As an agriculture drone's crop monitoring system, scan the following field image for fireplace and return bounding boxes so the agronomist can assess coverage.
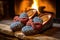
[13,0,56,25]
[14,0,56,18]
[0,0,60,40]
[0,0,56,20]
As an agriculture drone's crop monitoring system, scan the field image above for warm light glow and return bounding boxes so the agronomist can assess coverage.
[41,14,51,25]
[31,0,38,11]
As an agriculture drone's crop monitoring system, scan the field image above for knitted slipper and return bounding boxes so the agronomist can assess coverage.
[13,12,29,24]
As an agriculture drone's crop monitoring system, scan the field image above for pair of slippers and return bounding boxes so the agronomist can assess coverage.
[10,12,43,35]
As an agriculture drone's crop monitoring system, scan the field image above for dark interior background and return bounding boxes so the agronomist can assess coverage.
[0,0,15,19]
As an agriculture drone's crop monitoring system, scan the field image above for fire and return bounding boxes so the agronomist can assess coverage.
[31,0,38,11]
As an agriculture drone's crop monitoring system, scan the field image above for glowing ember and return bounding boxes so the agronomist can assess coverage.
[31,0,38,11]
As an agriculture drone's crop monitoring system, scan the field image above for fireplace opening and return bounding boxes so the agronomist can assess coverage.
[14,0,56,18]
[0,0,56,20]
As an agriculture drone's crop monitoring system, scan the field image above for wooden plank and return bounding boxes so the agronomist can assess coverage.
[0,20,60,40]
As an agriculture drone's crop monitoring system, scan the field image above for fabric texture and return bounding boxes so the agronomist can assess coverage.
[19,12,28,18]
[10,21,24,32]
[33,16,43,24]
[22,26,37,35]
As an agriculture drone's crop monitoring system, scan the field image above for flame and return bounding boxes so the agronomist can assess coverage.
[31,0,38,11]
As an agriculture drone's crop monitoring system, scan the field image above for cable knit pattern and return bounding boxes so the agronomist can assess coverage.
[33,17,43,24]
[19,12,29,24]
[10,21,24,32]
[22,26,36,35]
[19,12,28,18]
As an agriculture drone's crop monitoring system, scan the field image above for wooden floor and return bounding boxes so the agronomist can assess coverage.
[0,20,60,40]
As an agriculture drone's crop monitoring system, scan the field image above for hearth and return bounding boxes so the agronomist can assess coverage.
[0,0,56,20]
